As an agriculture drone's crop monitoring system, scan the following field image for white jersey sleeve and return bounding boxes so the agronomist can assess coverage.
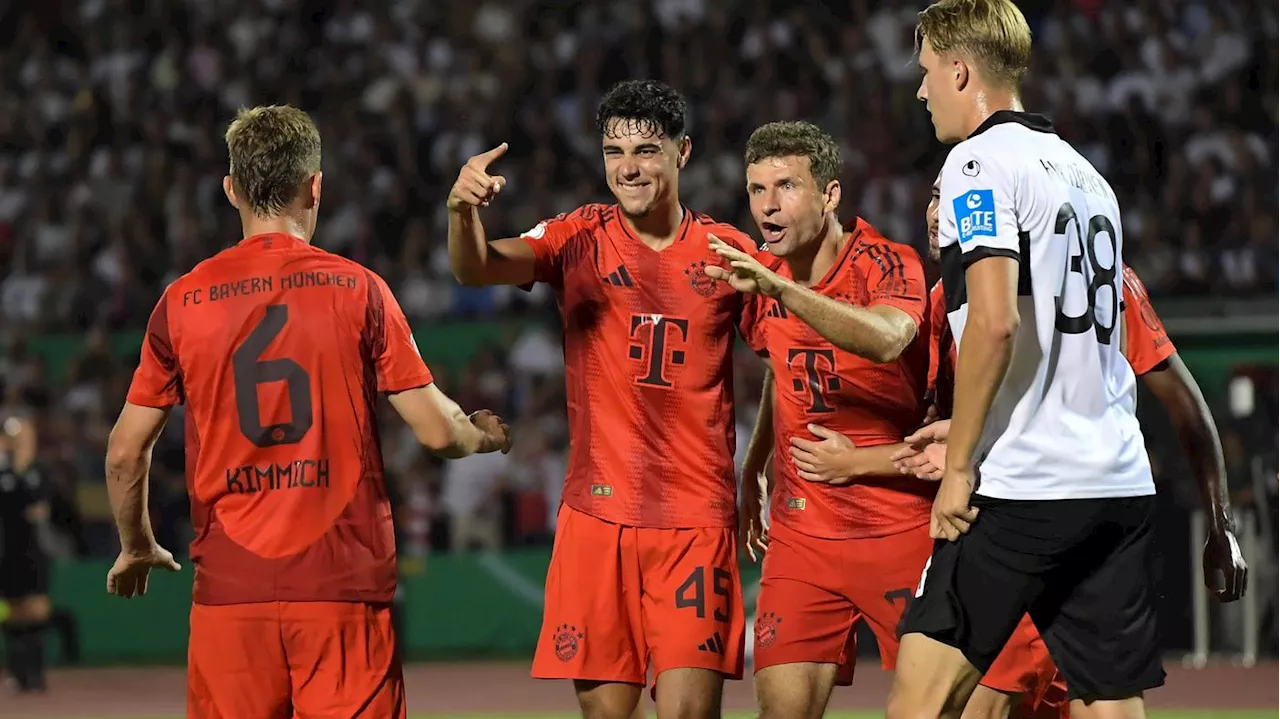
[938,144,1021,260]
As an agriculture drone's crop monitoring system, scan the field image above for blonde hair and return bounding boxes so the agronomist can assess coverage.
[916,0,1032,88]
[225,105,322,217]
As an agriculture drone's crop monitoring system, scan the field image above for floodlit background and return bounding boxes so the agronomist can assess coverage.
[0,0,1275,715]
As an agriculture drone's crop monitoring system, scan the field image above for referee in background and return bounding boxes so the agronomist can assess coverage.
[0,395,51,694]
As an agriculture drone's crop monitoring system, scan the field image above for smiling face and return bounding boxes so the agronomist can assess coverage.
[746,154,838,258]
[927,172,942,261]
[601,118,689,219]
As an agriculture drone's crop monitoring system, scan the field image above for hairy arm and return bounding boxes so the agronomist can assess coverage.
[775,283,918,363]
[945,257,1020,473]
[1142,354,1233,531]
[105,403,170,554]
[387,384,501,459]
[447,207,539,287]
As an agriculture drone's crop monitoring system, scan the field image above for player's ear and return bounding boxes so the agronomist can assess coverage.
[676,135,691,170]
[306,172,322,209]
[222,176,241,210]
[953,57,970,92]
[824,180,841,215]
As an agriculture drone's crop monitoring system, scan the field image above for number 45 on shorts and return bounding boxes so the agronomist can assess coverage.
[675,565,732,623]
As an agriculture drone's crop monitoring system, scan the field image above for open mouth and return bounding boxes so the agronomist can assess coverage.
[761,221,786,243]
[617,182,649,193]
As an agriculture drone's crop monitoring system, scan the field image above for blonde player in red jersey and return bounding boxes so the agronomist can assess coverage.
[103,105,511,719]
[704,120,938,719]
[446,80,761,719]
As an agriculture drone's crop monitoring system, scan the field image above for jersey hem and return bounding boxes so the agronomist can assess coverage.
[563,500,735,531]
[769,513,931,541]
[973,484,1157,501]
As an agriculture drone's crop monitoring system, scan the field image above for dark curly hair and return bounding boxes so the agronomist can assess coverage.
[596,80,688,141]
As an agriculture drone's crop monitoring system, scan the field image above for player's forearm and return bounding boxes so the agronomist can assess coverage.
[838,442,910,478]
[741,375,775,479]
[741,369,776,485]
[1149,357,1234,532]
[428,394,486,459]
[105,448,157,554]
[447,207,493,286]
[775,282,911,363]
[946,317,1017,472]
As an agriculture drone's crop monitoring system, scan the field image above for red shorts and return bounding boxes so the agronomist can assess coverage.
[987,615,1069,719]
[188,601,405,719]
[532,505,745,685]
[753,520,934,685]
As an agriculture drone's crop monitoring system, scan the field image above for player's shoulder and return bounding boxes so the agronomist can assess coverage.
[943,112,1058,182]
[687,210,757,251]
[525,203,612,237]
[847,217,923,266]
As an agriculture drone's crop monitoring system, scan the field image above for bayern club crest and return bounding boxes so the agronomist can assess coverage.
[685,260,718,297]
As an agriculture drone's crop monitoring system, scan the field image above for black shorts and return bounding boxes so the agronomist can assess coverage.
[0,551,49,600]
[899,494,1165,702]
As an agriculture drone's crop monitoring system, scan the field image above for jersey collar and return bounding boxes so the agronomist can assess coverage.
[971,110,1055,138]
[238,233,307,248]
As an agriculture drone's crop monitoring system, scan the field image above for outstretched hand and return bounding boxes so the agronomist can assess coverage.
[703,235,789,297]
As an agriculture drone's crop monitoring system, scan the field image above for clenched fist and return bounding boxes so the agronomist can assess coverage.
[447,143,509,211]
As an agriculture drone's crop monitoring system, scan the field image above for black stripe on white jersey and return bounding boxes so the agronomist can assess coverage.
[940,232,1033,314]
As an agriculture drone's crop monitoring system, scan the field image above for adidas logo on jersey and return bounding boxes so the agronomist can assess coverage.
[697,632,725,655]
[602,265,634,287]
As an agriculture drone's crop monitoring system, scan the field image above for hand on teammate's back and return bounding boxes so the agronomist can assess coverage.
[1203,527,1248,602]
[469,410,513,454]
[106,543,182,599]
[447,143,509,210]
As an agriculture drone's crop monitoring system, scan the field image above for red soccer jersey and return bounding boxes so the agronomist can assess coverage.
[745,219,934,539]
[926,280,956,419]
[520,204,757,528]
[126,233,433,605]
[1121,265,1175,376]
[926,266,1176,417]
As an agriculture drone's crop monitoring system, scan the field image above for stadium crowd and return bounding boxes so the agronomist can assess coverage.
[0,0,1275,558]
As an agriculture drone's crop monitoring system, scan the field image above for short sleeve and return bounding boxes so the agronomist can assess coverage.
[940,144,1020,264]
[370,273,435,393]
[518,211,583,286]
[863,240,927,328]
[126,291,184,408]
[1121,266,1175,376]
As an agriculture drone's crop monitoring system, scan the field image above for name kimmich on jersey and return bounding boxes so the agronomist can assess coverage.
[936,111,1154,501]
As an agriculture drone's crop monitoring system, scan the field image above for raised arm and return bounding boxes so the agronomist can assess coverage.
[446,143,541,287]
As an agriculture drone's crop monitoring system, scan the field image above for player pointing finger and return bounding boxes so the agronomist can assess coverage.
[446,143,509,210]
[704,234,789,297]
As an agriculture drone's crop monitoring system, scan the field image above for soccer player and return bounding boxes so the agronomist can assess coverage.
[446,80,760,718]
[703,120,937,719]
[888,0,1180,715]
[888,174,1249,719]
[103,105,511,719]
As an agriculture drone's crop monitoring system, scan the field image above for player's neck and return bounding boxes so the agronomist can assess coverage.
[786,215,846,286]
[622,200,683,249]
[962,90,1024,140]
[239,211,312,244]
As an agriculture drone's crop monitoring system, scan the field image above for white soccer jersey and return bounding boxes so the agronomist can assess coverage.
[938,111,1155,500]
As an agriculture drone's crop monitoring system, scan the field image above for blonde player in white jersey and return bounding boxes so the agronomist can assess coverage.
[888,2,1169,719]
